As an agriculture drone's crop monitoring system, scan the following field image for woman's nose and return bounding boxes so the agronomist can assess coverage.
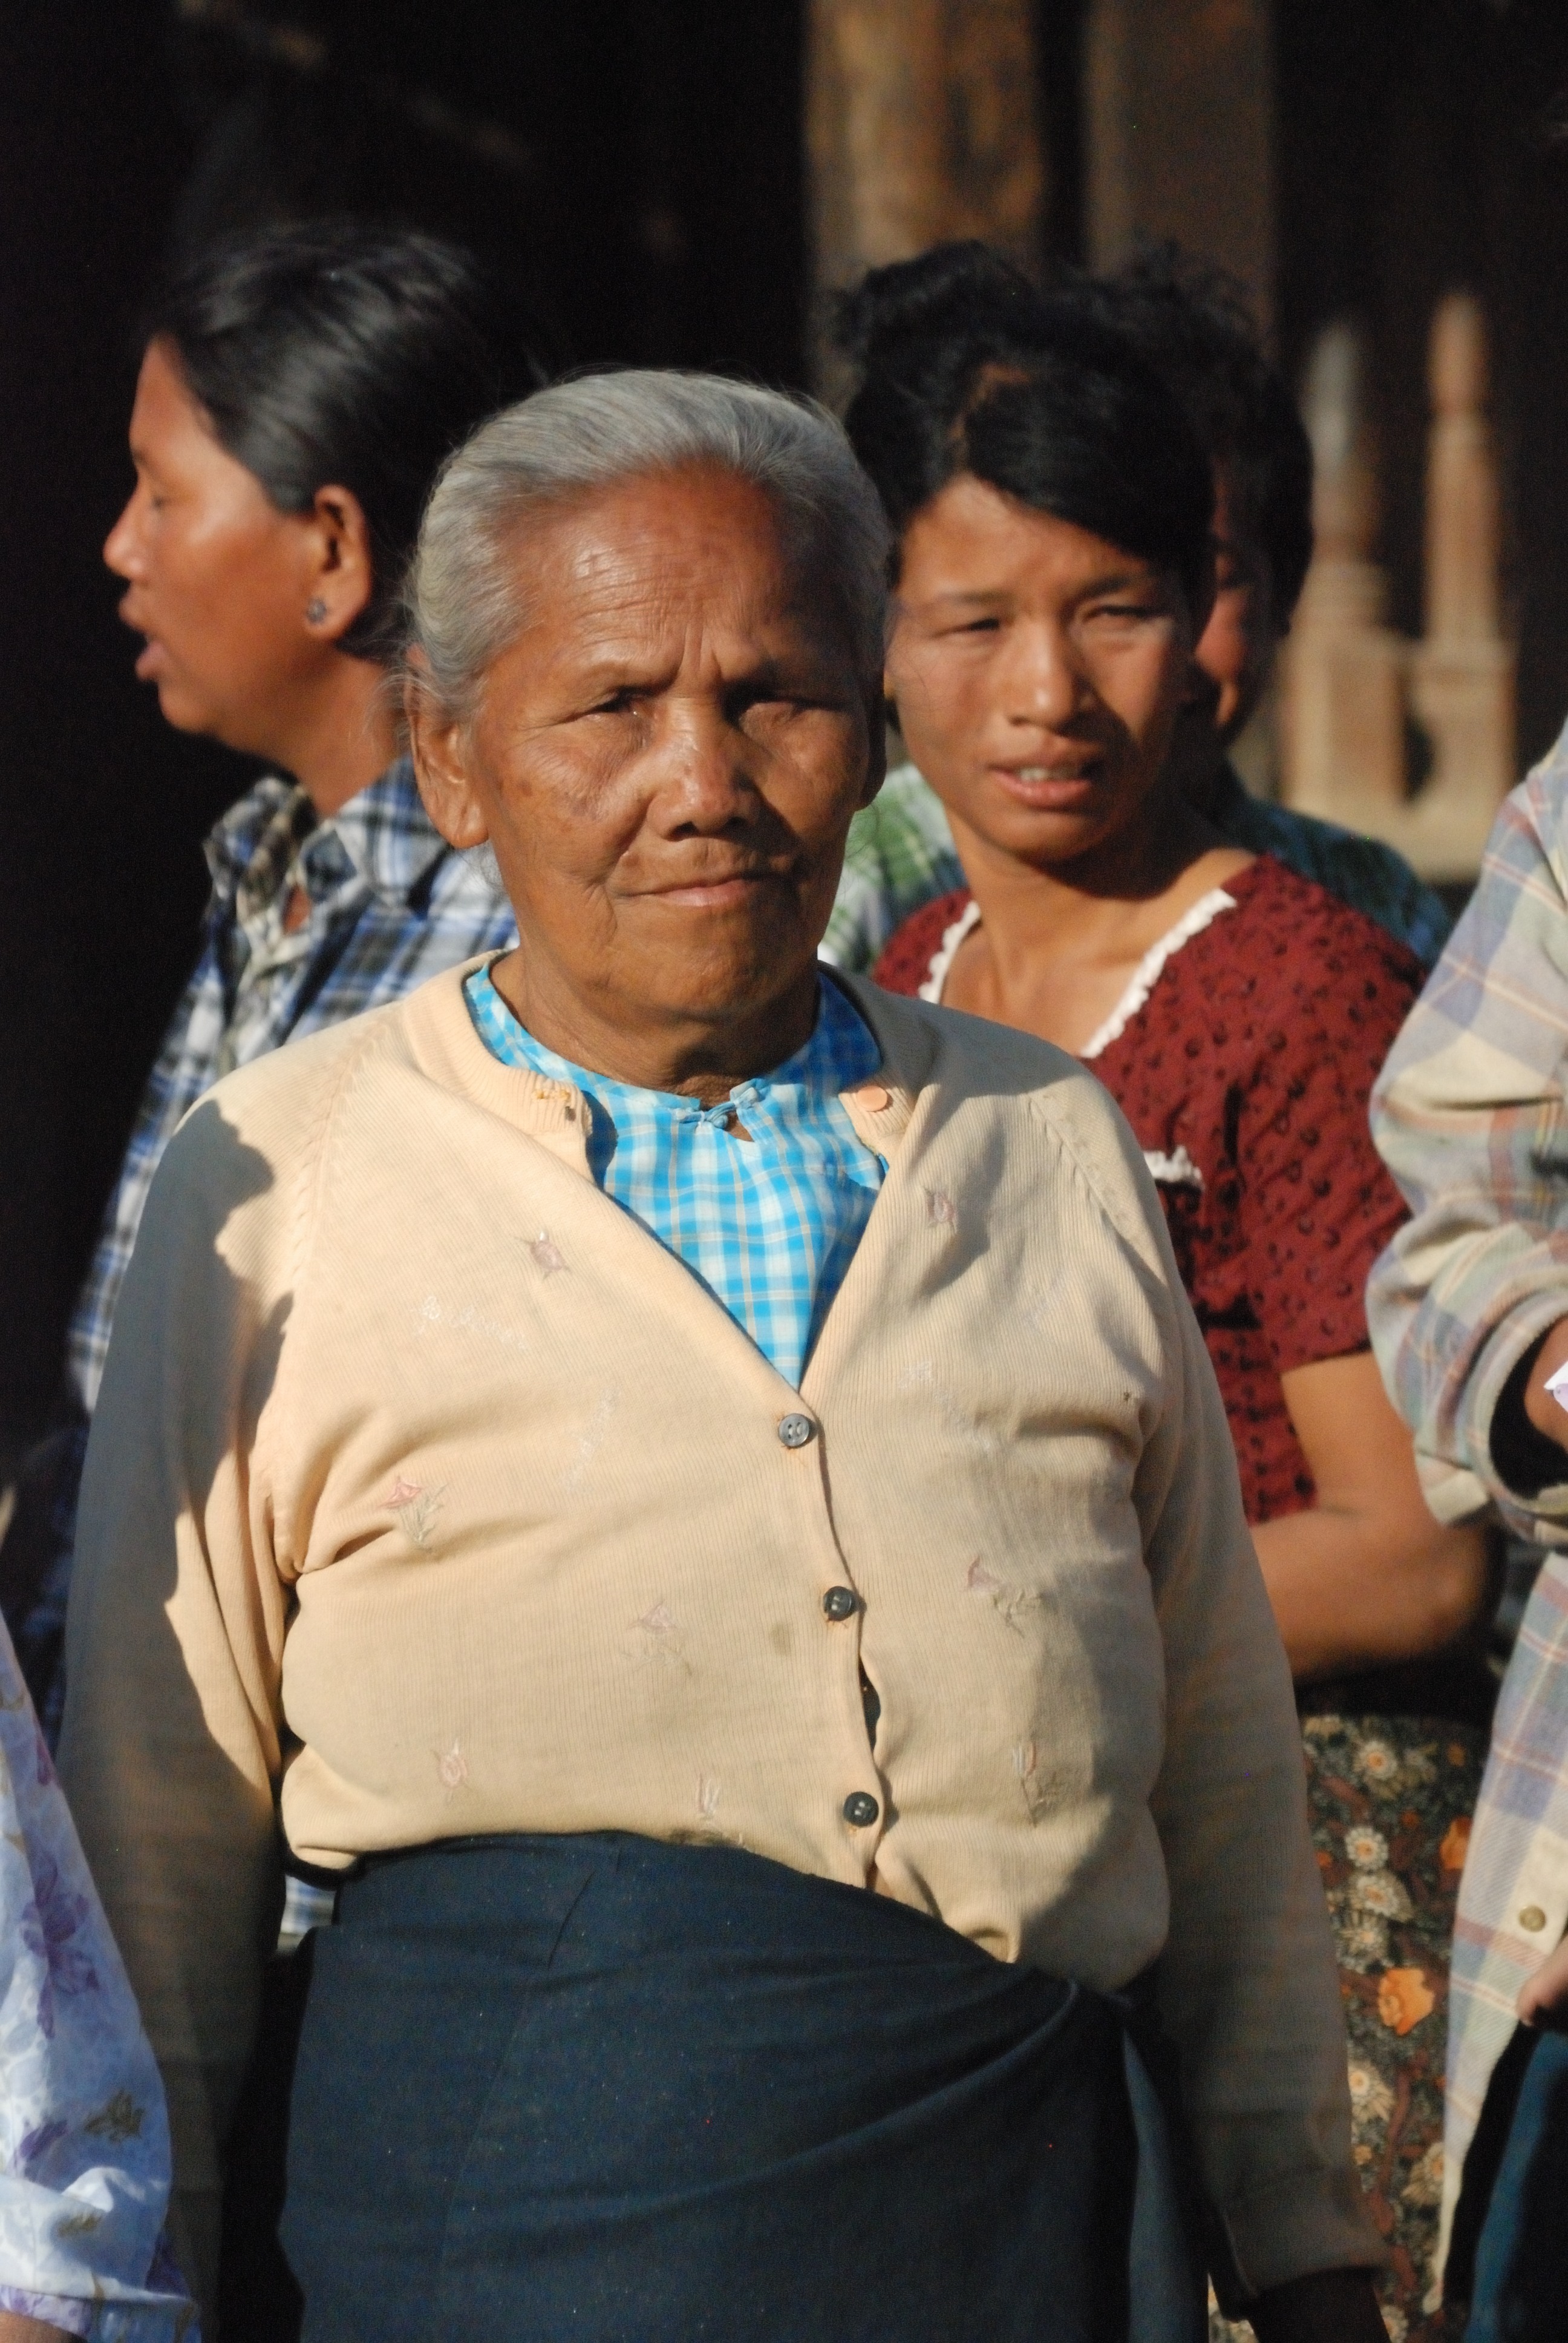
[1001,620,1081,728]
[653,706,758,833]
[103,490,143,582]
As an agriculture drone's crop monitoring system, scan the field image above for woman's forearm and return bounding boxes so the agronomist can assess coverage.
[1251,1507,1490,1682]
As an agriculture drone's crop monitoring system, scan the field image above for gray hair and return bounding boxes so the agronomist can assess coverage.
[403,369,890,722]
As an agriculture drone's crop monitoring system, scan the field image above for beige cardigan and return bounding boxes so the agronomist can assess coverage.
[61,962,1372,2304]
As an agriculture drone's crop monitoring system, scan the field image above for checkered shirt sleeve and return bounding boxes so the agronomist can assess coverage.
[1367,725,1568,1539]
[1365,724,1568,2268]
[1443,1553,1568,2261]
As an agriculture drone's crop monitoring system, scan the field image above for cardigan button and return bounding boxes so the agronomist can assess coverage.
[842,1792,880,1828]
[777,1413,815,1449]
[1520,1905,1549,1933]
[822,1586,858,1622]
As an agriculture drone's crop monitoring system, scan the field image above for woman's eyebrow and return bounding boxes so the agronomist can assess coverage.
[918,587,1013,612]
[1077,569,1161,598]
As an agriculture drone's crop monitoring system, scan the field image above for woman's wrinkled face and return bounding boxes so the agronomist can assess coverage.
[884,474,1199,873]
[103,338,332,748]
[413,464,882,1040]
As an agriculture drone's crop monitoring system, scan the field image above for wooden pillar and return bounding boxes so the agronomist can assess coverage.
[805,0,1045,393]
[1279,322,1409,830]
[1406,295,1515,877]
[1083,0,1275,324]
[1281,298,1515,881]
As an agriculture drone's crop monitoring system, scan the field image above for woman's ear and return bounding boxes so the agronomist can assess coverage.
[405,659,490,851]
[302,485,376,641]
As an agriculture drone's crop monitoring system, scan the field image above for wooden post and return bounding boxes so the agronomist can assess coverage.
[1406,293,1515,877]
[1082,0,1275,326]
[1281,298,1515,882]
[1279,321,1409,830]
[805,0,1044,394]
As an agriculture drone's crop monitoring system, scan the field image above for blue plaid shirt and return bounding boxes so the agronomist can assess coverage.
[18,758,515,1745]
[67,757,515,1414]
[465,965,886,1387]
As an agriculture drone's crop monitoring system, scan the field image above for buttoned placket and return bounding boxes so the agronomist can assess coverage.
[500,1070,905,1858]
[443,972,922,1867]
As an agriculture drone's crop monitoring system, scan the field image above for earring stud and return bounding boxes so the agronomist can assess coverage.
[306,597,327,624]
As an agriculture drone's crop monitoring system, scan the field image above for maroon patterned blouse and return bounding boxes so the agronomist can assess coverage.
[872,855,1422,1524]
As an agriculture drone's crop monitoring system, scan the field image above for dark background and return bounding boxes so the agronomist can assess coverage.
[4,0,1568,1451]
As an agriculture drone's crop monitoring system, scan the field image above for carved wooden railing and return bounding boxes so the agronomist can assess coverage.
[1279,296,1515,882]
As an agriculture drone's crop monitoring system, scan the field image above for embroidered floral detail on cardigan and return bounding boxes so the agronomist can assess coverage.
[390,1479,444,1553]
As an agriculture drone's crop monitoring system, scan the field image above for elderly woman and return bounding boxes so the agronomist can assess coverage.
[61,373,1380,2342]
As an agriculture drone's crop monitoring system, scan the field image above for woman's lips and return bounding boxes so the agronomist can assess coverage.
[134,637,169,681]
[647,874,774,910]
[988,764,1100,811]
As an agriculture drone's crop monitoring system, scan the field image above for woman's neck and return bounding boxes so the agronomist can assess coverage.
[265,654,401,818]
[941,793,1252,1054]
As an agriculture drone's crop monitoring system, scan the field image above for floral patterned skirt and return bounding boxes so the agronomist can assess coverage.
[1210,1714,1485,2343]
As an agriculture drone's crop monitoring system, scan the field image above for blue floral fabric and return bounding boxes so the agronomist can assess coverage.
[0,1619,192,2336]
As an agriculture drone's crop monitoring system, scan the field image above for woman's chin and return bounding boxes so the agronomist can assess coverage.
[975,807,1119,872]
[151,678,217,736]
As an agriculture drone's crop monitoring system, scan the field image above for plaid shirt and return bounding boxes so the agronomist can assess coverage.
[822,758,1453,972]
[464,965,886,1387]
[16,759,514,1761]
[1366,721,1568,2268]
[67,758,516,1415]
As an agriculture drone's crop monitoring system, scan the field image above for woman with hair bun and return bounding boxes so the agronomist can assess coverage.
[852,243,1491,2341]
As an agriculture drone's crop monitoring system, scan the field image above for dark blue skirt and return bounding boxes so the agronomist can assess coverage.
[280,1832,1205,2342]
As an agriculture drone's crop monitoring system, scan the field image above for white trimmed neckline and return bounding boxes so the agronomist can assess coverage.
[916,885,1241,1061]
[916,899,982,1006]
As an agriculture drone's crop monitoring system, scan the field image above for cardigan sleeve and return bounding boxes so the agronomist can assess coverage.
[1138,1215,1380,2302]
[1038,1072,1379,2302]
[59,1090,299,2319]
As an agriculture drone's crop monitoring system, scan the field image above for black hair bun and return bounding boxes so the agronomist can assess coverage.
[838,238,1215,610]
[832,241,1041,371]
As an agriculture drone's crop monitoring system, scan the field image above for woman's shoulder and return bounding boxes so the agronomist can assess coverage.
[1190,853,1427,1029]
[1221,852,1426,970]
[872,888,973,996]
[841,975,1179,1276]
[154,979,439,1224]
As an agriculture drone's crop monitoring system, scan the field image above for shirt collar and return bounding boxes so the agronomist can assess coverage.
[203,775,308,901]
[468,965,884,1122]
[322,756,449,905]
[201,756,449,911]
